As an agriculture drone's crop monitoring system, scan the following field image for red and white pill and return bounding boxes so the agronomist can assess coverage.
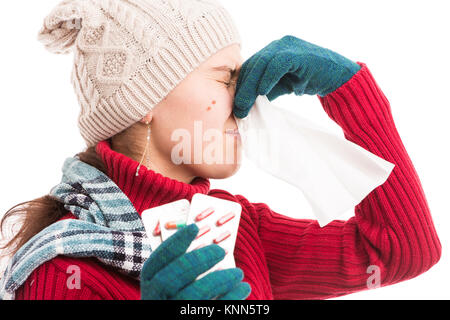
[196,225,211,239]
[195,207,215,222]
[213,231,231,244]
[153,221,161,236]
[216,212,235,226]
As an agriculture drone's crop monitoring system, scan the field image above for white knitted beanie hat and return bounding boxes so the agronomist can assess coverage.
[37,0,242,147]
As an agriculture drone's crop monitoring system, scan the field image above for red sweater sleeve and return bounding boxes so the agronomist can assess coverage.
[14,256,141,300]
[249,62,442,300]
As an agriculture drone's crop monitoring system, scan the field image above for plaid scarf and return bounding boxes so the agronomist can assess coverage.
[0,156,152,300]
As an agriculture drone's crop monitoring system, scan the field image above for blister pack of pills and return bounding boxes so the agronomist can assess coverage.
[141,199,190,251]
[141,193,242,277]
[185,193,242,273]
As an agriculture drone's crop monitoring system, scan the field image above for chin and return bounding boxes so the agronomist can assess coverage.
[195,161,242,180]
[190,143,243,179]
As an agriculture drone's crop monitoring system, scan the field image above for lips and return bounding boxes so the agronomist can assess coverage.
[225,129,240,136]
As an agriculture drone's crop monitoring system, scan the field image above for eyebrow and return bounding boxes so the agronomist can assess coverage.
[211,66,242,80]
[211,66,237,74]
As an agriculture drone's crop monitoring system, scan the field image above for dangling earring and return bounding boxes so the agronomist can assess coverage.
[136,121,151,177]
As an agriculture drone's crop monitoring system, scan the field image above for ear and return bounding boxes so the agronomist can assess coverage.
[140,110,153,124]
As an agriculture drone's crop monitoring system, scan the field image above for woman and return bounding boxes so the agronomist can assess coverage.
[0,0,441,300]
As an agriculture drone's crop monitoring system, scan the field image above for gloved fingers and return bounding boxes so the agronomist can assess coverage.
[234,52,260,92]
[233,36,296,118]
[233,55,262,118]
[266,80,293,101]
[235,37,281,92]
[257,51,301,96]
[233,52,274,119]
[217,282,252,300]
[171,268,244,300]
[151,244,226,299]
[141,224,199,282]
[280,35,315,52]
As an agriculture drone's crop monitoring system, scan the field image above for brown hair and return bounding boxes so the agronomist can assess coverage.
[0,144,108,258]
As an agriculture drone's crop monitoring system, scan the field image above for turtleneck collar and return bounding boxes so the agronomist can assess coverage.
[95,140,211,215]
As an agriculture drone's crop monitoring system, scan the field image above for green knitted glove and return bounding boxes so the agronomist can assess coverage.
[233,35,361,119]
[140,224,251,300]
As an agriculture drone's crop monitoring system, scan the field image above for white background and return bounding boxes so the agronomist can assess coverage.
[0,0,449,299]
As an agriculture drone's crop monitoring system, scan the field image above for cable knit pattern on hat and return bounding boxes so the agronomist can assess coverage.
[37,0,242,147]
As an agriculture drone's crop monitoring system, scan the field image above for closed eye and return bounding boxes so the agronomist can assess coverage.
[213,65,240,87]
[221,79,237,88]
[225,70,239,87]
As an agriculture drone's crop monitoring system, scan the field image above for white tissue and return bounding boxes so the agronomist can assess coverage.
[235,96,395,227]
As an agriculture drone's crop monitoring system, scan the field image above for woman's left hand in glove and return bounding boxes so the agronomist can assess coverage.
[233,35,361,119]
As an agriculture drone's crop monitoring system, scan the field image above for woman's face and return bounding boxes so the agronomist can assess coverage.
[150,44,244,180]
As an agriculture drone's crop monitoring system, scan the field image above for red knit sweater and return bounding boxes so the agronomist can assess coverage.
[15,62,441,300]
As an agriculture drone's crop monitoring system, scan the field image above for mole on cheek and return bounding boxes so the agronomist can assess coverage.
[207,101,216,111]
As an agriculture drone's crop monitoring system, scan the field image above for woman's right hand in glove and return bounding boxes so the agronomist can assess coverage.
[140,224,251,300]
[233,35,361,119]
